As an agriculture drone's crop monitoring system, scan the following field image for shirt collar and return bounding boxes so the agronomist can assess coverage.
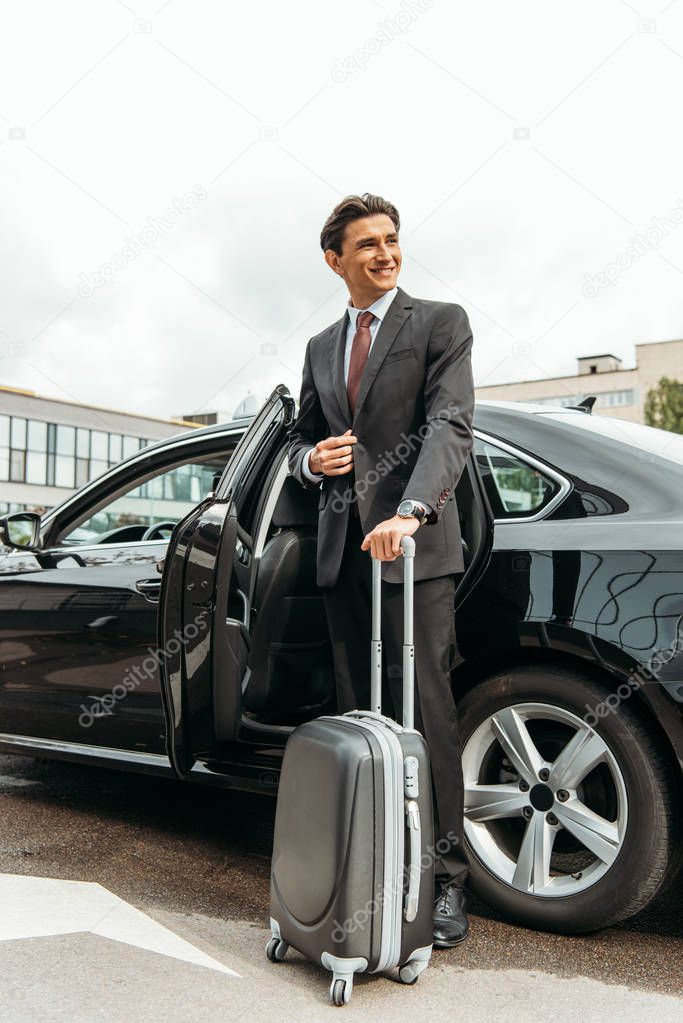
[346,286,398,330]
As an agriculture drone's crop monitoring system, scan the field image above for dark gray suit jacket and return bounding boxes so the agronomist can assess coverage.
[287,286,475,587]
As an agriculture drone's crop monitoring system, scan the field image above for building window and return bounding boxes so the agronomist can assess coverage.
[26,451,47,485]
[27,420,47,451]
[0,500,51,516]
[527,390,635,410]
[10,449,25,482]
[76,457,89,487]
[76,428,90,458]
[56,424,75,455]
[109,434,122,463]
[0,412,168,492]
[90,431,108,461]
[593,389,635,408]
[10,418,26,449]
[526,394,583,408]
[122,435,138,458]
[55,456,75,488]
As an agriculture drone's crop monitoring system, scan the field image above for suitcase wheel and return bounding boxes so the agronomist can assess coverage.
[266,937,289,963]
[398,966,419,985]
[330,977,352,1006]
[398,957,429,984]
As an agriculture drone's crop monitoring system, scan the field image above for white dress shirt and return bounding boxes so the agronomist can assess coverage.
[301,286,431,519]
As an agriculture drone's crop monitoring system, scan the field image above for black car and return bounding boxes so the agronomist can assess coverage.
[1,385,682,935]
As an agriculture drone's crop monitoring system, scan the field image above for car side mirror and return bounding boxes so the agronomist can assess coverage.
[0,512,43,552]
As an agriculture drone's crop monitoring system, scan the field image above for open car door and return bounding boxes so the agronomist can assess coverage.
[158,384,295,779]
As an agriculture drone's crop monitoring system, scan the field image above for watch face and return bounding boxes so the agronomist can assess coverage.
[398,500,418,517]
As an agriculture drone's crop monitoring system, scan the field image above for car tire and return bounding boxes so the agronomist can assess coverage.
[458,663,678,933]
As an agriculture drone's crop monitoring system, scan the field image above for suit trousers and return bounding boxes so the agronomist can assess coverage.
[321,510,469,887]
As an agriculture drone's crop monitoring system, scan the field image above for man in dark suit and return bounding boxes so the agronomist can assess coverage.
[287,193,475,947]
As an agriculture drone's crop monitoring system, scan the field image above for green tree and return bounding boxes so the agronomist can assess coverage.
[644,376,683,434]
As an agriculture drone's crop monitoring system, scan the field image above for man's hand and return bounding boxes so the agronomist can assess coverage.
[310,428,357,476]
[360,514,420,561]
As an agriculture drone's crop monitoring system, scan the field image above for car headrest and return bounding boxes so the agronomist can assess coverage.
[272,474,319,528]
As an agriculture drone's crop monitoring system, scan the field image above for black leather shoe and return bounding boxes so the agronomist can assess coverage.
[432,882,469,948]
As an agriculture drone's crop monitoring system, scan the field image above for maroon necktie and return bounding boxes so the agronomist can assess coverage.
[347,310,374,518]
[347,310,375,415]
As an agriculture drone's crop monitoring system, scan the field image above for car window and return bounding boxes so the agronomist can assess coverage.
[475,438,559,518]
[215,391,291,535]
[60,456,229,546]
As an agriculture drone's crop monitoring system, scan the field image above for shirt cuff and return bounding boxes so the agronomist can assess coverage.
[302,446,324,484]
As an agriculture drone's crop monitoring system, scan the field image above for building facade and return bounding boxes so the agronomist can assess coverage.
[0,385,198,516]
[475,339,683,423]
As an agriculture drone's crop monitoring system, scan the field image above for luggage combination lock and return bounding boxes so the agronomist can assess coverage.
[404,755,419,798]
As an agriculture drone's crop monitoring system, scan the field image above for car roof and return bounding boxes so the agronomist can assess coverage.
[138,400,590,461]
[140,415,255,452]
[474,399,587,416]
[161,399,585,446]
[94,398,616,471]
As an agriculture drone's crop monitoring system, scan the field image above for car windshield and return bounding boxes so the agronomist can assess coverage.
[541,412,683,465]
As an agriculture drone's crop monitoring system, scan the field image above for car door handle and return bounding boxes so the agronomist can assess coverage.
[136,578,161,601]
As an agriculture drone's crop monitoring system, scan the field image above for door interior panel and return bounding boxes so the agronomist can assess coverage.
[242,474,335,726]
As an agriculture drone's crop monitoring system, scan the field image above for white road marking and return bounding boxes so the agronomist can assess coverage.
[0,873,240,977]
[0,775,39,788]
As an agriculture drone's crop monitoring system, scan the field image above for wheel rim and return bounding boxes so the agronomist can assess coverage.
[462,701,628,898]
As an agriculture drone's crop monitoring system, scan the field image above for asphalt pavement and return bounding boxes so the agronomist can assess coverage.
[0,752,681,1022]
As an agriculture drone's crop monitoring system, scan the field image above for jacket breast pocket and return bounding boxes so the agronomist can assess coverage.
[383,346,417,364]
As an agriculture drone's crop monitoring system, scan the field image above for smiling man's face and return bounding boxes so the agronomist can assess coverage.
[324,213,402,308]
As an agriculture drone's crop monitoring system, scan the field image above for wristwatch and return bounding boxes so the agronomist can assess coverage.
[397,499,427,526]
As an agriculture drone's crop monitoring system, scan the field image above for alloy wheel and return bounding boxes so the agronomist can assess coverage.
[462,702,628,897]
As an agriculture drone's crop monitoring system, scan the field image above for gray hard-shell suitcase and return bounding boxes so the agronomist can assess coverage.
[267,535,435,1006]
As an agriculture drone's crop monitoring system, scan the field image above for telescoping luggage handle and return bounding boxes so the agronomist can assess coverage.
[370,533,415,727]
[369,535,421,923]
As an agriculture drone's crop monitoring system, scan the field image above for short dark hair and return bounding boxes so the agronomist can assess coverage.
[320,192,400,255]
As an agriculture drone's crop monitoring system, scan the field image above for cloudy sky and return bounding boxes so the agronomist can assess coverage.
[1,0,682,423]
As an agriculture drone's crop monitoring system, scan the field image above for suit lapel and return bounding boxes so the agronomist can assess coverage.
[352,287,413,423]
[330,311,352,422]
